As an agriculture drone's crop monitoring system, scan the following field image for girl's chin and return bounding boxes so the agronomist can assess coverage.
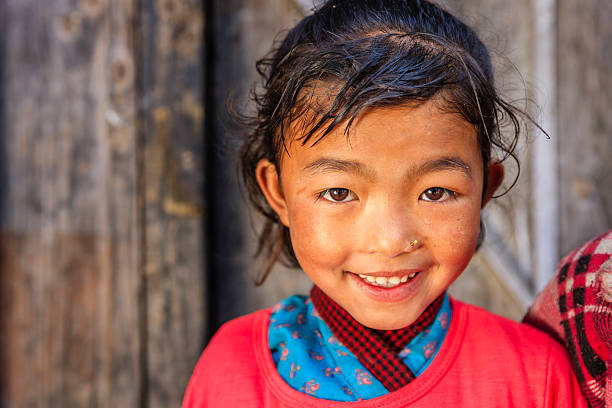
[348,302,425,330]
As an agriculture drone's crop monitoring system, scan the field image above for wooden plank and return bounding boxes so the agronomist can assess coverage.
[0,0,140,407]
[138,0,207,407]
[557,0,612,254]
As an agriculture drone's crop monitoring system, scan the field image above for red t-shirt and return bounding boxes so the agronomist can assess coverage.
[183,298,587,407]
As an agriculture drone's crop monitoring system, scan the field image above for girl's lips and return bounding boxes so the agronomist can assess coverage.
[348,269,425,303]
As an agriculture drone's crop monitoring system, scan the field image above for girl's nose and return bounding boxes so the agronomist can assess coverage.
[360,198,420,258]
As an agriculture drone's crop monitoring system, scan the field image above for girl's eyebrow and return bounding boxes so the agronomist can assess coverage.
[303,157,472,179]
[303,158,376,179]
[413,157,472,179]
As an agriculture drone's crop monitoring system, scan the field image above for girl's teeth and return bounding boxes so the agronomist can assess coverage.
[358,273,418,288]
[389,276,400,285]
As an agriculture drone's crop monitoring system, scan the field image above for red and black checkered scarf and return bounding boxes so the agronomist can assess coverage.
[310,285,444,391]
[525,230,612,408]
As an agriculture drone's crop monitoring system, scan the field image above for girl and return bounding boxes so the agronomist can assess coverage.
[183,0,587,406]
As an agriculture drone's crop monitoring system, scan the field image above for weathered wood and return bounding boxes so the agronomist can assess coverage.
[558,0,612,254]
[0,0,140,407]
[138,0,207,407]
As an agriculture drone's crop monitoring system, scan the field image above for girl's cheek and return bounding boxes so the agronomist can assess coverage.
[289,211,347,267]
[428,210,480,261]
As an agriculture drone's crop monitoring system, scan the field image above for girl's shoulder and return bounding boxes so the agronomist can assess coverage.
[429,299,587,407]
[182,295,313,407]
[452,298,573,367]
[454,298,559,343]
[207,307,273,354]
[182,307,273,407]
[193,294,309,371]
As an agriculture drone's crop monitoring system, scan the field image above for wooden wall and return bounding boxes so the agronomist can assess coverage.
[557,0,612,254]
[0,0,610,407]
[0,0,206,407]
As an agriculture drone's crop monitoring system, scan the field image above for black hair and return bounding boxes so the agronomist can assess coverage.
[239,0,531,284]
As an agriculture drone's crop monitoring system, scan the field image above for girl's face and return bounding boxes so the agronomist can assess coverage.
[257,100,503,330]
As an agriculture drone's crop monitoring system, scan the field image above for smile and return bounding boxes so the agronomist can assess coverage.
[357,272,419,288]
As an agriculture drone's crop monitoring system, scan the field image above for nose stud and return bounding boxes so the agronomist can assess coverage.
[409,239,418,248]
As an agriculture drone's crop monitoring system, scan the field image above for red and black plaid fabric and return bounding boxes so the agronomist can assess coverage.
[310,285,444,391]
[556,232,612,408]
[525,230,612,408]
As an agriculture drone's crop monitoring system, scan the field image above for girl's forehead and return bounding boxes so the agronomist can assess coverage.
[284,99,477,153]
[277,106,485,193]
[276,101,482,184]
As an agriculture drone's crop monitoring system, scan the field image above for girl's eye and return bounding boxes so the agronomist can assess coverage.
[420,187,455,202]
[320,188,356,203]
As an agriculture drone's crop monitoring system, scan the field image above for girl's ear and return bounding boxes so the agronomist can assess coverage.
[482,162,504,207]
[255,159,290,226]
